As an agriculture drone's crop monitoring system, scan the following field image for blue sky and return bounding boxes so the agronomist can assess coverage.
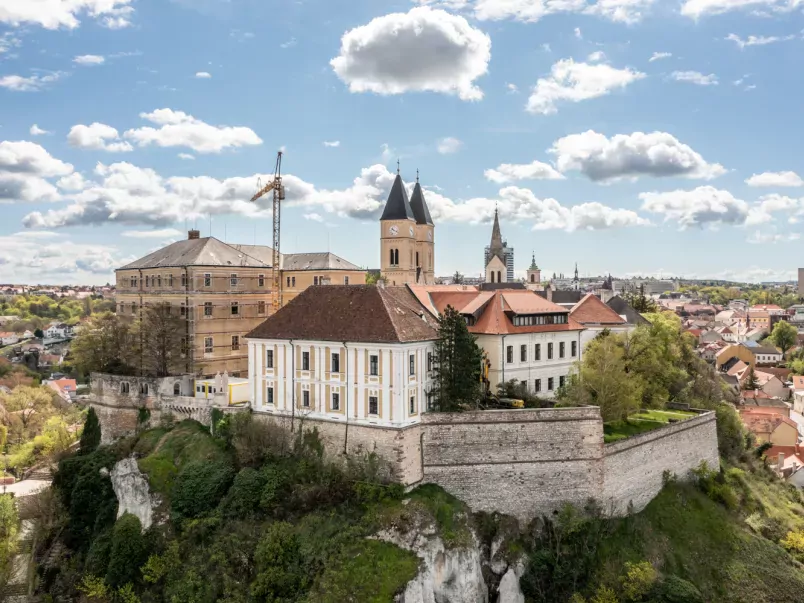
[1,0,803,285]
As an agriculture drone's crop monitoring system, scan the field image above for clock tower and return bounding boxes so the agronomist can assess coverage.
[380,170,419,286]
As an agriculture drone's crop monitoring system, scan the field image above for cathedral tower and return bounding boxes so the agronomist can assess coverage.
[380,171,418,286]
[409,171,435,285]
[485,208,507,284]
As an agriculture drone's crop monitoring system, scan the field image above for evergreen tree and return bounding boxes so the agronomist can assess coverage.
[79,407,102,454]
[431,306,483,411]
[743,367,760,391]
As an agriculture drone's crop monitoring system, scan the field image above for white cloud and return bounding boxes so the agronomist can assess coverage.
[303,213,324,222]
[671,70,718,85]
[121,228,183,238]
[484,160,564,183]
[681,0,802,19]
[587,50,606,62]
[0,32,20,54]
[0,71,65,92]
[68,123,133,153]
[464,0,655,24]
[574,27,582,38]
[29,124,51,136]
[73,54,105,65]
[331,7,491,101]
[639,186,750,228]
[0,0,134,30]
[380,143,394,163]
[437,137,463,154]
[195,71,212,79]
[506,83,519,93]
[57,173,87,191]
[726,33,794,48]
[747,229,801,244]
[526,59,645,114]
[123,108,263,153]
[178,153,195,160]
[649,51,672,62]
[549,130,726,182]
[323,141,341,148]
[0,140,72,204]
[746,171,803,187]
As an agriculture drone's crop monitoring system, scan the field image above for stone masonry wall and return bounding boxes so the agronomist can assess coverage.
[602,411,719,515]
[420,408,604,522]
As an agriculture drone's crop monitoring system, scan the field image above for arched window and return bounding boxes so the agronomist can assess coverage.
[139,383,149,395]
[394,249,399,265]
[497,271,502,282]
[490,271,495,283]
[120,381,130,394]
[530,274,535,283]
[174,382,181,396]
[389,249,394,265]
[416,252,419,267]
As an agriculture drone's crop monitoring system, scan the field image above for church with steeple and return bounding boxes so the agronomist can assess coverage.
[379,168,435,286]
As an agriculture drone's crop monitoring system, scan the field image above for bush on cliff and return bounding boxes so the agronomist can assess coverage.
[79,407,101,454]
[105,513,149,588]
[171,458,235,521]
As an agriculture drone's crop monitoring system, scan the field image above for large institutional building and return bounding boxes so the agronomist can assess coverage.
[114,230,365,377]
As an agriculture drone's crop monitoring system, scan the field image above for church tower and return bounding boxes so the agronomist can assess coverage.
[409,171,435,285]
[525,252,541,290]
[380,170,418,286]
[485,208,507,284]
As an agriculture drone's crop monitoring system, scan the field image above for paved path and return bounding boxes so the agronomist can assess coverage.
[1,481,49,498]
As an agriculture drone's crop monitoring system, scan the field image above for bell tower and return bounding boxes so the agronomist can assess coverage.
[409,169,435,285]
[380,166,417,286]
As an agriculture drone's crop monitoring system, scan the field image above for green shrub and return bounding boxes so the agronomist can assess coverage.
[260,464,293,514]
[171,459,235,520]
[84,529,112,577]
[715,404,746,460]
[251,522,309,601]
[620,561,657,601]
[650,575,704,603]
[105,514,149,588]
[222,467,266,518]
[590,586,619,603]
[78,408,101,454]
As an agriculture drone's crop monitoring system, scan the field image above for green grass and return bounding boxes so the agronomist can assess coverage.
[603,409,697,443]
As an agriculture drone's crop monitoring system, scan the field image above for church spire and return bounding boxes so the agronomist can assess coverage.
[574,262,579,280]
[529,252,539,271]
[489,207,505,262]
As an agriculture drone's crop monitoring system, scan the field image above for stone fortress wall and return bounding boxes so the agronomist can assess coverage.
[91,373,719,521]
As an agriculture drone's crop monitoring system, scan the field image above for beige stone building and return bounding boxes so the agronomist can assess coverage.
[115,230,365,377]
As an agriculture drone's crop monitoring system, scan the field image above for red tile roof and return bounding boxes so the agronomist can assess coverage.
[570,293,627,325]
[740,410,798,434]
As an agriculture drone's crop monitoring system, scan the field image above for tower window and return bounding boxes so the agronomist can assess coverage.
[497,271,501,282]
[416,251,420,267]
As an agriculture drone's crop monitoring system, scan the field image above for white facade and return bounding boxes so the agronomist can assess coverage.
[248,338,436,428]
[479,330,582,398]
[578,324,631,351]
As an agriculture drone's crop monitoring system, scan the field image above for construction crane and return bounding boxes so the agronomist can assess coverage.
[250,151,285,311]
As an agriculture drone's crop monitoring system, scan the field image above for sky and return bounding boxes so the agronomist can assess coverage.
[1,0,804,285]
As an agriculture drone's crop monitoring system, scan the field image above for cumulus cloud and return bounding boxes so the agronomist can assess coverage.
[437,137,463,154]
[0,0,134,30]
[457,0,655,24]
[0,140,73,204]
[639,186,750,228]
[73,54,105,65]
[304,213,324,222]
[68,123,133,152]
[746,171,803,187]
[29,124,51,136]
[587,50,606,62]
[549,130,726,182]
[681,0,801,19]
[649,51,672,62]
[484,160,564,183]
[178,153,195,160]
[747,229,801,244]
[331,7,491,101]
[506,83,519,93]
[0,71,65,92]
[195,71,212,78]
[121,228,183,238]
[323,141,341,148]
[123,108,263,153]
[526,59,645,114]
[671,70,718,85]
[726,33,794,48]
[57,173,87,191]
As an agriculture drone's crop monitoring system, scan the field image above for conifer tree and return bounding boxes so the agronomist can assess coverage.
[79,407,101,454]
[743,366,760,391]
[431,306,483,411]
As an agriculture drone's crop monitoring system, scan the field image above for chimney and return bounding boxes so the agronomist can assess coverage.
[188,229,200,240]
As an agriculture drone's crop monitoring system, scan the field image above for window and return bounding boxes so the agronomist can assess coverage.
[181,273,187,287]
[232,336,240,351]
[302,351,310,371]
[548,377,554,391]
[292,277,296,287]
[180,337,188,356]
[204,337,214,355]
[506,346,513,363]
[204,302,213,317]
[258,301,266,314]
[534,379,541,393]
[302,390,310,408]
[145,276,150,287]
[369,354,379,376]
[120,381,130,394]
[559,342,565,359]
[409,354,415,376]
[266,349,274,368]
[410,396,416,415]
[130,276,137,287]
[173,383,181,395]
[416,251,420,267]
[259,274,265,287]
[204,273,211,287]
[427,352,433,372]
[230,273,238,287]
[344,276,350,285]
[559,375,566,388]
[332,393,340,411]
[168,274,174,287]
[139,383,149,395]
[369,396,379,415]
[157,275,162,287]
[547,343,554,360]
[535,344,541,361]
[520,344,527,362]
[132,304,137,314]
[231,302,239,316]
[267,386,274,405]
[314,276,319,286]
[332,353,340,373]
[571,341,577,357]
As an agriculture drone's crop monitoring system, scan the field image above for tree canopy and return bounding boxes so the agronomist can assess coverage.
[431,306,483,411]
[770,320,797,357]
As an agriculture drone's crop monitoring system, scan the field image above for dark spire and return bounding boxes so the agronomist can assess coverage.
[380,174,415,221]
[574,262,579,280]
[529,252,539,271]
[409,172,433,226]
[488,208,505,264]
[397,159,400,175]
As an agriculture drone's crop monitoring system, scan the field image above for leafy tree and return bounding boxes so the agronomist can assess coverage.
[251,522,310,601]
[33,328,44,338]
[715,404,747,460]
[70,312,134,376]
[2,385,57,440]
[0,494,18,573]
[770,320,797,358]
[130,303,188,377]
[431,305,484,411]
[171,459,235,520]
[452,271,465,284]
[79,407,101,454]
[622,284,659,313]
[106,513,149,588]
[742,367,760,391]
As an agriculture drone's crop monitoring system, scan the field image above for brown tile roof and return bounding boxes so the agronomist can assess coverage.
[470,291,583,335]
[245,285,438,343]
[741,410,797,434]
[570,293,627,325]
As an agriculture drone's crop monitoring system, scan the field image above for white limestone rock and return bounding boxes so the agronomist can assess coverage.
[110,456,155,531]
[496,565,525,603]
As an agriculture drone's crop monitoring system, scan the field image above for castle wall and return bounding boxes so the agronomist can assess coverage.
[602,411,719,515]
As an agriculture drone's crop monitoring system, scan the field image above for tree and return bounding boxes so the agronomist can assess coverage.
[623,284,659,313]
[452,271,465,285]
[743,366,760,391]
[105,513,149,588]
[130,303,187,377]
[431,306,483,411]
[770,320,797,358]
[2,385,56,440]
[33,328,44,339]
[365,272,380,285]
[70,312,134,376]
[80,408,101,455]
[573,336,642,421]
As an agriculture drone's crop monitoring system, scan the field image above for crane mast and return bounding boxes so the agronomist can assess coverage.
[249,151,285,312]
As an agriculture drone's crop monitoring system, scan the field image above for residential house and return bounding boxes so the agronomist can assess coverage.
[0,332,20,346]
[737,367,789,400]
[715,325,737,343]
[700,330,724,344]
[746,343,782,365]
[716,344,756,370]
[44,323,73,339]
[745,327,767,342]
[604,295,651,327]
[699,341,727,363]
[740,390,790,417]
[246,285,439,428]
[570,293,629,349]
[740,410,798,446]
[46,378,77,402]
[748,305,782,332]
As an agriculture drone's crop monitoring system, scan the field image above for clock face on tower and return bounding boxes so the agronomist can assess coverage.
[409,226,414,237]
[389,225,399,236]
[427,231,433,242]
